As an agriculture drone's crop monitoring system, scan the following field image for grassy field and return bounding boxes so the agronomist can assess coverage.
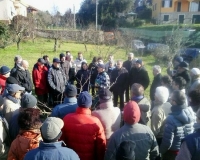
[0,38,167,98]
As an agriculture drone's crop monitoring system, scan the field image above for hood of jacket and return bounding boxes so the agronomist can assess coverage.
[123,101,140,125]
[171,105,194,124]
[63,97,77,104]
[16,130,41,153]
[99,101,114,109]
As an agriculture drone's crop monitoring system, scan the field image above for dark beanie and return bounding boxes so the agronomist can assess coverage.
[0,66,10,75]
[78,91,92,108]
[0,95,4,107]
[6,77,18,84]
[136,59,142,65]
[116,141,136,160]
[65,84,77,97]
[21,94,37,108]
[59,53,65,59]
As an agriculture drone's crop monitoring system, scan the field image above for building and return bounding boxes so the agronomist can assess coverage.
[152,0,200,24]
[0,0,38,23]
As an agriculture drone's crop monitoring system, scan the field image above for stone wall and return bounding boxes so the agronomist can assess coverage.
[35,29,105,43]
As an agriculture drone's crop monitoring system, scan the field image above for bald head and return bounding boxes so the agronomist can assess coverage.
[21,60,29,70]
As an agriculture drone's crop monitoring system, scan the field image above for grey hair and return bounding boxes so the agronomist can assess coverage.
[14,55,22,62]
[153,65,161,73]
[116,60,123,64]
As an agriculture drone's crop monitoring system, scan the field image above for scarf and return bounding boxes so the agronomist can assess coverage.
[6,94,19,104]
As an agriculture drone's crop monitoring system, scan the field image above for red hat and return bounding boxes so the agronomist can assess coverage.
[123,101,141,125]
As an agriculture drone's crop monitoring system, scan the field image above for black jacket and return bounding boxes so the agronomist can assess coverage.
[150,73,162,101]
[76,65,90,91]
[110,67,129,93]
[48,65,67,93]
[60,61,70,81]
[12,65,33,92]
[88,62,98,85]
[129,67,150,90]
[173,70,191,89]
[123,60,134,72]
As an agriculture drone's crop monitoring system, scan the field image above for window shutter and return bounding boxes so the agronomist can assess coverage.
[170,0,172,7]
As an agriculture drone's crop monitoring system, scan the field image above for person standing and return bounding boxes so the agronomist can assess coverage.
[105,101,159,160]
[67,55,76,84]
[0,66,11,95]
[176,109,200,160]
[88,57,98,96]
[74,52,87,71]
[95,64,110,90]
[10,55,22,76]
[32,58,49,105]
[105,54,115,72]
[61,91,106,160]
[24,117,80,160]
[150,65,162,101]
[43,55,51,70]
[123,53,135,102]
[48,58,67,106]
[189,68,200,92]
[51,84,78,119]
[110,60,128,110]
[60,53,70,81]
[160,90,195,160]
[129,59,150,90]
[75,62,90,94]
[12,60,33,93]
[130,83,151,126]
[92,88,121,144]
[173,61,191,89]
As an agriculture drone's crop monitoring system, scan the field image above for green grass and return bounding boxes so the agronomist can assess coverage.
[0,38,167,98]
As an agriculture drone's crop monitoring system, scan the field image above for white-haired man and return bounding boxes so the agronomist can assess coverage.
[150,65,162,101]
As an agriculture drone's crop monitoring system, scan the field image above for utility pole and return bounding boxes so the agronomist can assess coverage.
[73,4,76,29]
[96,0,98,31]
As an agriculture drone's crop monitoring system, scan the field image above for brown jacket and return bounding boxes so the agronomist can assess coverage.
[60,61,70,80]
[7,130,41,160]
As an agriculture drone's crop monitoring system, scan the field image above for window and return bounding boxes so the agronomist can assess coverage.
[190,2,200,12]
[177,2,181,12]
[155,3,157,10]
[179,15,184,24]
[162,0,172,8]
[163,15,169,21]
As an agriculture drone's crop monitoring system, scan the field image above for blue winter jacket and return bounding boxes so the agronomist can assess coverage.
[24,141,80,160]
[50,97,78,119]
[160,105,195,154]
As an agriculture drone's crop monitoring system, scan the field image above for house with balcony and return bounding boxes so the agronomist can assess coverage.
[152,0,200,24]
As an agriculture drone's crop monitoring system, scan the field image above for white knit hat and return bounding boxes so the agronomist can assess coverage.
[155,86,169,103]
[191,68,200,75]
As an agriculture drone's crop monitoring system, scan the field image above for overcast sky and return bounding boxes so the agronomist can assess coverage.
[25,0,84,14]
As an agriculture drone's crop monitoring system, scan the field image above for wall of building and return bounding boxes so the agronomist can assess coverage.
[0,0,16,21]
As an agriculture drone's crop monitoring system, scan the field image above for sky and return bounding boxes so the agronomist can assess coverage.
[25,0,84,14]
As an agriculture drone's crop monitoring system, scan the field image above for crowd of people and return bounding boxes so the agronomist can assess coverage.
[0,51,200,160]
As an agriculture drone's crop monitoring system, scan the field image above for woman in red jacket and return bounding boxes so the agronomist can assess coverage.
[32,58,49,105]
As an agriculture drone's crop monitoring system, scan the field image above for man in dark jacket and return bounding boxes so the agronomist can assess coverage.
[10,55,22,76]
[129,59,150,90]
[88,57,98,96]
[123,53,135,102]
[150,65,162,101]
[60,53,70,81]
[12,60,33,93]
[48,58,67,106]
[173,61,191,90]
[110,60,128,110]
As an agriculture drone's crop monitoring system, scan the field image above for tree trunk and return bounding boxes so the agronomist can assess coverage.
[54,38,57,52]
[17,41,20,50]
